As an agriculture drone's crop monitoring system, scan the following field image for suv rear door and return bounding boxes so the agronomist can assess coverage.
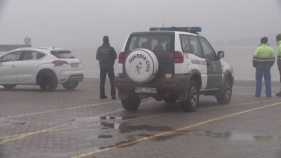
[199,37,222,89]
[180,35,208,90]
[125,32,175,80]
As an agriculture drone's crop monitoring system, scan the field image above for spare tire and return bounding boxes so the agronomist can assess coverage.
[125,49,159,84]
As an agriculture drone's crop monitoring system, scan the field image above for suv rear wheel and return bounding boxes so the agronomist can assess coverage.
[180,80,199,112]
[2,85,17,90]
[216,77,232,104]
[121,95,141,111]
[62,81,79,90]
[39,72,58,91]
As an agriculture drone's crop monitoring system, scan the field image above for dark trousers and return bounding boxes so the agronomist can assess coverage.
[100,67,116,97]
[255,64,271,97]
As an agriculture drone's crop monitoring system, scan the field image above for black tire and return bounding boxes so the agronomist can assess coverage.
[216,77,232,105]
[121,95,141,111]
[2,85,17,90]
[39,72,58,91]
[62,81,79,90]
[164,96,177,103]
[180,80,199,112]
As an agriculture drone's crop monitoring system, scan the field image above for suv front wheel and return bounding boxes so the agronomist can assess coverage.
[121,95,141,111]
[180,80,199,112]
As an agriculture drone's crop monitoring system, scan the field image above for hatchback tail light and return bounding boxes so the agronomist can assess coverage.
[118,52,127,63]
[52,60,68,66]
[170,52,184,63]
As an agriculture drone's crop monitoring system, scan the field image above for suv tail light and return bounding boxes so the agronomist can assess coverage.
[163,83,176,88]
[52,60,68,66]
[170,52,184,63]
[116,81,128,88]
[118,52,127,63]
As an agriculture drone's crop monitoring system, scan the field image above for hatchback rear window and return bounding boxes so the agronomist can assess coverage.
[51,50,75,59]
[126,34,173,52]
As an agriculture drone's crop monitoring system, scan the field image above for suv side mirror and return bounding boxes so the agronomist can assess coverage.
[218,51,224,59]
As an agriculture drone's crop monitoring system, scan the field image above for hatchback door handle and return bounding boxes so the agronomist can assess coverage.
[11,65,16,67]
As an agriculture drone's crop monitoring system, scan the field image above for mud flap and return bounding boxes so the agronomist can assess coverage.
[178,92,189,102]
[118,90,129,99]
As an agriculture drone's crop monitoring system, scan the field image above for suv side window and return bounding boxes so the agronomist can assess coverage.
[199,37,216,60]
[22,51,45,60]
[180,35,191,53]
[1,51,22,62]
[188,36,203,57]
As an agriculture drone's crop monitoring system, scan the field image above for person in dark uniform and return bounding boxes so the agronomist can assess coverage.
[96,36,117,99]
[252,37,275,97]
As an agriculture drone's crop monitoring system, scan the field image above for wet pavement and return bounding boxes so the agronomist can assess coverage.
[0,79,281,158]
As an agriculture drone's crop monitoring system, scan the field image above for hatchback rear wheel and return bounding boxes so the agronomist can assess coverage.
[39,73,58,91]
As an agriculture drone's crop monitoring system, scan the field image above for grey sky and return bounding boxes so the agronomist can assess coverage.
[0,0,280,49]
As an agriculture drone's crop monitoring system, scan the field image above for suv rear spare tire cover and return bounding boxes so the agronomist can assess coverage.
[125,49,159,84]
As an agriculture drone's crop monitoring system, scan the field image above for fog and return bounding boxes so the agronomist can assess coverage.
[0,0,280,49]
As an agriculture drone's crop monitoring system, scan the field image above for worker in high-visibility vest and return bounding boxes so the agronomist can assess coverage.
[252,37,275,97]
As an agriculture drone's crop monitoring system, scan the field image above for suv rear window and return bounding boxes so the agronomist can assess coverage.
[126,34,173,52]
[51,50,75,59]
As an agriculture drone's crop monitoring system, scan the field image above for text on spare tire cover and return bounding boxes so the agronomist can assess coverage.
[129,53,151,73]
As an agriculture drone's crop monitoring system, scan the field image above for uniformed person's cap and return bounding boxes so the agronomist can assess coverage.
[103,36,109,42]
[261,37,268,44]
[276,34,281,41]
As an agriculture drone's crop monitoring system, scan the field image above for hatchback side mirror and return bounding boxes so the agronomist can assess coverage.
[218,51,224,59]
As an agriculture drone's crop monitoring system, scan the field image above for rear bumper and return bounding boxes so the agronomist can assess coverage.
[57,69,84,83]
[115,73,191,99]
[66,74,84,82]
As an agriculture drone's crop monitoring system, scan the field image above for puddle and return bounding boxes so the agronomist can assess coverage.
[206,131,279,142]
[100,122,173,133]
[70,116,137,125]
[97,135,112,138]
[100,116,137,120]
[0,120,27,128]
[99,139,137,150]
[100,122,121,129]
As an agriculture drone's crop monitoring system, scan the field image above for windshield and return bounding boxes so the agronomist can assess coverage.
[126,34,173,52]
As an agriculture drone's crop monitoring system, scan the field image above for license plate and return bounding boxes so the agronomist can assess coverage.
[71,64,79,68]
[135,87,157,93]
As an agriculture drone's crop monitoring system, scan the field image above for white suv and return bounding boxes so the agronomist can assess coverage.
[0,47,84,91]
[115,27,234,112]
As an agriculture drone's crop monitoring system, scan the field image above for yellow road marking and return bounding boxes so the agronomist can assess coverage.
[0,100,155,144]
[0,99,277,141]
[25,99,281,132]
[200,99,281,111]
[71,101,281,158]
[0,101,120,120]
